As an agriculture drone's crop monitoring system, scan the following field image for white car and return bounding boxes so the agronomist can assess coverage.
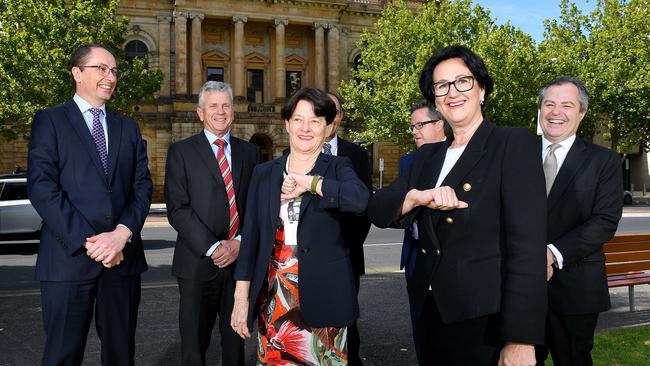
[0,171,42,241]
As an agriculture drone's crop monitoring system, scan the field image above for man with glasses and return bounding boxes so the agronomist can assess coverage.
[399,100,446,362]
[27,43,152,365]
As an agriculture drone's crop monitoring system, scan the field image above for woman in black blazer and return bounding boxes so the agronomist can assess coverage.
[368,46,548,365]
[230,87,369,364]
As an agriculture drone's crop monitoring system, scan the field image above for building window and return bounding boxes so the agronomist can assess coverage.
[124,40,149,63]
[207,67,224,82]
[247,69,264,103]
[286,71,302,97]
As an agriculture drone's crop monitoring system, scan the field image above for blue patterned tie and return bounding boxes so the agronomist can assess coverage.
[89,108,108,176]
[323,142,332,155]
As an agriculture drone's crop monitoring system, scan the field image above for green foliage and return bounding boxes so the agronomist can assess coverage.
[340,0,540,149]
[535,0,650,154]
[0,0,163,140]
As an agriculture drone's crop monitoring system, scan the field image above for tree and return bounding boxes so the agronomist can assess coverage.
[539,0,650,155]
[340,0,540,148]
[0,0,163,140]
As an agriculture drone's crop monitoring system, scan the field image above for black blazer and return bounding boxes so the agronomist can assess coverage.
[233,153,370,330]
[27,99,152,281]
[165,133,260,280]
[336,137,373,277]
[368,119,548,345]
[546,137,623,315]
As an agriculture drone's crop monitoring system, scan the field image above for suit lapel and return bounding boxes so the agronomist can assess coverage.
[412,143,446,246]
[193,133,225,186]
[63,100,107,181]
[269,155,286,230]
[547,137,588,211]
[229,136,244,199]
[106,108,122,185]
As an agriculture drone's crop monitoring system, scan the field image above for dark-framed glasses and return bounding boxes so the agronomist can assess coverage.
[408,119,440,132]
[432,76,474,97]
[78,64,119,78]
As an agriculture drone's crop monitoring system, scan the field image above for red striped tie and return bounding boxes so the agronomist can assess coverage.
[214,139,239,240]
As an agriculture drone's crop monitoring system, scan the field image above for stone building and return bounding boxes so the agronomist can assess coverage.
[1,0,425,201]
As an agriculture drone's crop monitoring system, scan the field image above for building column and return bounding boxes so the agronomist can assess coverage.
[314,22,326,90]
[274,18,288,101]
[157,15,172,98]
[232,15,248,99]
[173,11,188,96]
[190,13,204,95]
[327,23,340,93]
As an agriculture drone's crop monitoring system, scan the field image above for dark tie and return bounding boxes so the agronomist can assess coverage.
[215,139,239,240]
[89,108,108,176]
[543,143,561,195]
[323,142,332,155]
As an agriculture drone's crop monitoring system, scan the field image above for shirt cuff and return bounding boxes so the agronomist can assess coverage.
[117,224,133,243]
[547,244,564,270]
[206,241,221,256]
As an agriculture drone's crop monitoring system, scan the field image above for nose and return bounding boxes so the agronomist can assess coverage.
[447,82,461,97]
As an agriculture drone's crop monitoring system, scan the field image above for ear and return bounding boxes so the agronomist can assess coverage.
[285,119,290,134]
[72,67,82,83]
[196,107,204,122]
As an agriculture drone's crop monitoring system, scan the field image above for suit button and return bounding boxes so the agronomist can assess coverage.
[421,248,427,254]
[463,183,472,192]
[445,217,454,224]
[435,249,441,256]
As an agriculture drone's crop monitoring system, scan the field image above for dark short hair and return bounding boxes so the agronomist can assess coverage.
[419,45,494,103]
[538,76,589,112]
[70,43,117,68]
[281,87,337,125]
[410,99,444,121]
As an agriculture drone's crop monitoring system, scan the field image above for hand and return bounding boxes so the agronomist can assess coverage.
[498,342,536,366]
[84,226,131,266]
[102,251,124,268]
[402,186,468,214]
[280,173,311,200]
[546,248,555,281]
[211,239,240,268]
[231,296,251,339]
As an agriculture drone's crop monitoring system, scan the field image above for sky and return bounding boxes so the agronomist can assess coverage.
[471,0,597,42]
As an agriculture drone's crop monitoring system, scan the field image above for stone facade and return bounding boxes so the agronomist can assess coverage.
[1,0,418,201]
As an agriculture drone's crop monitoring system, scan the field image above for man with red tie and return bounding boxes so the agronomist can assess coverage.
[165,81,260,365]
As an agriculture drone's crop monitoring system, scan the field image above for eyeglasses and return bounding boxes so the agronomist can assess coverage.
[408,119,440,132]
[432,76,474,97]
[78,64,119,78]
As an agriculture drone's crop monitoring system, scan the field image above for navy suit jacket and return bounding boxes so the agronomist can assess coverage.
[546,137,622,315]
[369,119,548,345]
[234,153,369,329]
[399,152,416,273]
[27,99,152,281]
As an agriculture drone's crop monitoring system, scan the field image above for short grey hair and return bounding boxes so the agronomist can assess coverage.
[538,76,589,113]
[198,81,233,107]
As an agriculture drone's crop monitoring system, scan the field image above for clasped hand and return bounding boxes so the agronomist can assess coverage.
[84,226,131,268]
[402,186,468,215]
[211,239,241,268]
[280,173,311,200]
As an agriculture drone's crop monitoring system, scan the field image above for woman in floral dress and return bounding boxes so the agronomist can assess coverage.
[231,87,369,365]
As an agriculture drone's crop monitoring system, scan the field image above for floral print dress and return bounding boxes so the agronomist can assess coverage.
[256,196,348,366]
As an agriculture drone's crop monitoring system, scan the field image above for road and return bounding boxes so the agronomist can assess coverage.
[1,209,649,365]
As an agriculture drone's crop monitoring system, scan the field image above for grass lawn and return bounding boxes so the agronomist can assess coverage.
[544,325,650,365]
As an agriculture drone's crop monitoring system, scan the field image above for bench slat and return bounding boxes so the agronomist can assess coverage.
[604,242,650,253]
[606,251,650,262]
[607,261,650,275]
[605,234,650,244]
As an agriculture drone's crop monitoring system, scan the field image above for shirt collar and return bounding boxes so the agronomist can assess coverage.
[327,134,339,150]
[542,134,576,152]
[204,129,231,145]
[73,94,106,115]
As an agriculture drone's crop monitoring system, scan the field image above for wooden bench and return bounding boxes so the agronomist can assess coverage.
[604,234,650,311]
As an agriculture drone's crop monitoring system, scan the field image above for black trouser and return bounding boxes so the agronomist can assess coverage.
[177,271,244,366]
[40,272,141,366]
[419,291,501,366]
[535,308,599,366]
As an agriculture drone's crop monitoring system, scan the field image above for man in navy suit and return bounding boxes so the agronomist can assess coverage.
[535,76,623,366]
[324,92,372,365]
[399,100,445,362]
[27,43,152,365]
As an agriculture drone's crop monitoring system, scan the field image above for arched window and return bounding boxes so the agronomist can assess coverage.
[124,40,149,63]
